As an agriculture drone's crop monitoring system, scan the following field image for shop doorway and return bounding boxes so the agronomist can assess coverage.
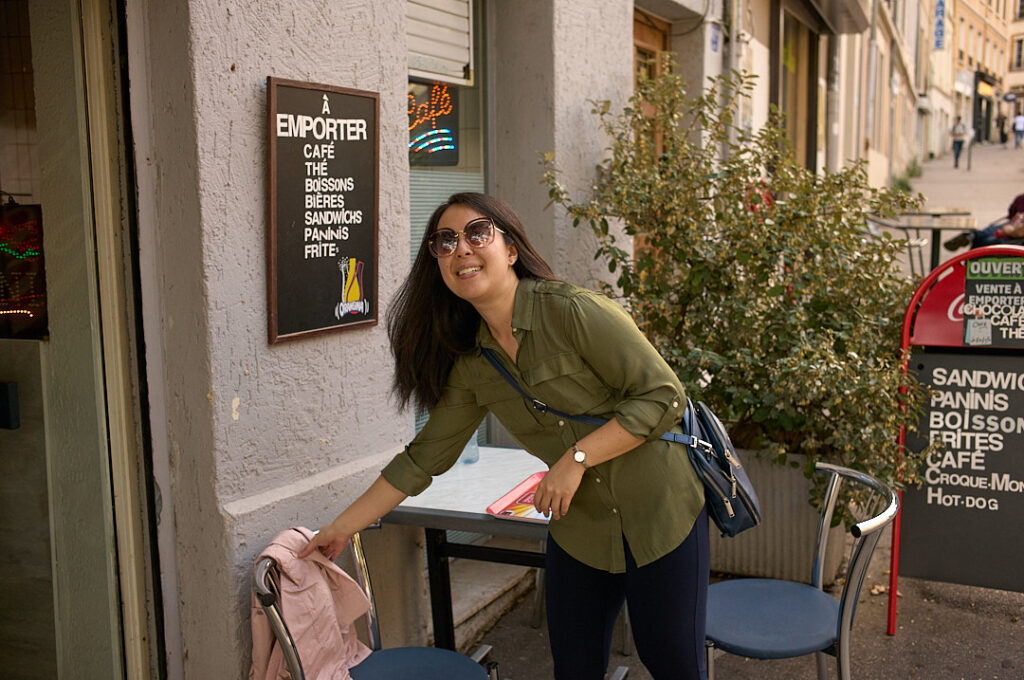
[0,0,157,677]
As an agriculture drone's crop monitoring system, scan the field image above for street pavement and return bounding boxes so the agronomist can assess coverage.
[476,141,1024,680]
[913,136,1024,229]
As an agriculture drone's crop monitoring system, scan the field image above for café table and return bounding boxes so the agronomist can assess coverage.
[382,445,549,651]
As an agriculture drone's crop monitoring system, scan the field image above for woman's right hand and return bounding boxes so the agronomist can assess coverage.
[294,475,409,561]
[297,517,352,561]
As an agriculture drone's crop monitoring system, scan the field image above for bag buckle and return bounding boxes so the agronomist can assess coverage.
[531,399,548,413]
[688,435,713,455]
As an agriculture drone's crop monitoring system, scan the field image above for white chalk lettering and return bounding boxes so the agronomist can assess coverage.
[276,114,368,141]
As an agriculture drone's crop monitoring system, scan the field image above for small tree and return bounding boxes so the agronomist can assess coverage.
[544,68,931,498]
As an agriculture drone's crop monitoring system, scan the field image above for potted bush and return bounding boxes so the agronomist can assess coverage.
[543,68,932,581]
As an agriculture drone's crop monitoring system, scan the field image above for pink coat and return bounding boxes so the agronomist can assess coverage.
[250,527,372,680]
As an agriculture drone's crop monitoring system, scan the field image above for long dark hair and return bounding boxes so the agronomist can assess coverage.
[387,193,558,411]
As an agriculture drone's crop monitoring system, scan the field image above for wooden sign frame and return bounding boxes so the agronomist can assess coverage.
[267,77,379,343]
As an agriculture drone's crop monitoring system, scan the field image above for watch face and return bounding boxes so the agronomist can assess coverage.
[573,450,586,464]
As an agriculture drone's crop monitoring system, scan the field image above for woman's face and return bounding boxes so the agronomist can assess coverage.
[433,203,519,306]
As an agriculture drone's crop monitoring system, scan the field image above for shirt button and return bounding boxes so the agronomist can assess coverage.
[611,508,618,514]
[672,400,680,408]
[595,477,602,483]
[558,419,565,426]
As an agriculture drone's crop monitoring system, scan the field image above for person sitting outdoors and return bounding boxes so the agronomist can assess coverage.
[944,193,1024,251]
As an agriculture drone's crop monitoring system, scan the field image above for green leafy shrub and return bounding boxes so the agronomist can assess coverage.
[543,68,932,501]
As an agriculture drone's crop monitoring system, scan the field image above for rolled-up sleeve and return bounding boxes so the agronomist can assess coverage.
[563,291,686,440]
[380,362,487,496]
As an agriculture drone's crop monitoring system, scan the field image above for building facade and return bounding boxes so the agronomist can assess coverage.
[2,0,1012,678]
[0,1,715,678]
[1005,0,1024,116]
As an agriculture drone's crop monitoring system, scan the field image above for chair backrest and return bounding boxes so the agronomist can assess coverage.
[347,532,383,651]
[810,463,899,641]
[252,531,384,680]
[254,556,307,680]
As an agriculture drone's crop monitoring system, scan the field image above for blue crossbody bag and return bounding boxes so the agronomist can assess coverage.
[480,347,761,537]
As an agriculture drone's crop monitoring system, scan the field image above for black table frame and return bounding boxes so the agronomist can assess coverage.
[383,505,548,650]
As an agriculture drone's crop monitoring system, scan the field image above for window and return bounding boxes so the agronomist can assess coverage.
[633,9,669,255]
[781,11,813,165]
[1013,38,1024,70]
[407,0,474,85]
[959,19,966,62]
[407,1,486,446]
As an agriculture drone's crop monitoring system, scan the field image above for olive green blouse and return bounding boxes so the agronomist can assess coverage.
[381,278,705,573]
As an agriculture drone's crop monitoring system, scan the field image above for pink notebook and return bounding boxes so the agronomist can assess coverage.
[485,471,550,523]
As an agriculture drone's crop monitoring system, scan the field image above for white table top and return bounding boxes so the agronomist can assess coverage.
[399,446,546,514]
[387,446,549,538]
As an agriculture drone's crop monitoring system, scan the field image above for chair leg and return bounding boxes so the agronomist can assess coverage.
[815,651,830,680]
[531,540,545,629]
[469,644,493,664]
[837,637,852,680]
[620,607,634,656]
[608,665,629,680]
[705,640,716,680]
[486,660,500,680]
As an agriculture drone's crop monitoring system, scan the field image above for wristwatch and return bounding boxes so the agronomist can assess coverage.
[572,443,589,468]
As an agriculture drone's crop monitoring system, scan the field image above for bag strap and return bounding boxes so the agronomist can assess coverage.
[479,347,711,453]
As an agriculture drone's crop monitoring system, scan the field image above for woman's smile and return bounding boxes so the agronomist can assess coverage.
[455,263,482,277]
[434,204,518,305]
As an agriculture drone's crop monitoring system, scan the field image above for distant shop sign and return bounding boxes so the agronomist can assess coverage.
[266,77,379,343]
[934,0,945,50]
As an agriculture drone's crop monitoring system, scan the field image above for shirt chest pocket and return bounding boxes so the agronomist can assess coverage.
[522,352,612,415]
[475,381,548,434]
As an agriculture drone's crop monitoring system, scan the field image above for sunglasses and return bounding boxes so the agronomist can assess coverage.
[427,218,507,258]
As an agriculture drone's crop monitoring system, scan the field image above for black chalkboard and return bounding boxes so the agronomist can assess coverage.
[901,351,1024,592]
[267,78,378,342]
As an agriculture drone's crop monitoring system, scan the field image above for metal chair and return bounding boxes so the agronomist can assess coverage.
[704,462,899,680]
[254,531,498,680]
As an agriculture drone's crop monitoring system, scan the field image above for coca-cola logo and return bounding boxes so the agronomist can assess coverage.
[947,293,965,322]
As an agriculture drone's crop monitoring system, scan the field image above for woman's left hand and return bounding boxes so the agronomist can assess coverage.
[533,454,586,520]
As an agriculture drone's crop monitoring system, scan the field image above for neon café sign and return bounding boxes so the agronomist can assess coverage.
[408,81,456,159]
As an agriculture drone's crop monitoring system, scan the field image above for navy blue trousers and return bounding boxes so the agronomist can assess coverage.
[545,508,709,680]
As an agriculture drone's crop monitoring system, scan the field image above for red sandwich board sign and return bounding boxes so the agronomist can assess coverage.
[889,245,1024,634]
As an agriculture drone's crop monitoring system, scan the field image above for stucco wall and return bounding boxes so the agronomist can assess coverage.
[134,0,653,676]
[491,0,633,290]
[139,0,416,676]
[552,0,634,289]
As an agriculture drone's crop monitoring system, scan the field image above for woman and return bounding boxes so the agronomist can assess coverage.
[300,193,709,679]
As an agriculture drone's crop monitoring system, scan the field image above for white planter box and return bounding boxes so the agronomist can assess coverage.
[708,450,845,585]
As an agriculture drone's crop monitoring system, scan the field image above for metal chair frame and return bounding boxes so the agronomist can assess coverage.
[705,462,900,680]
[254,531,499,679]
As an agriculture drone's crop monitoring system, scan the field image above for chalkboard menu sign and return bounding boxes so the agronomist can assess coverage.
[267,77,378,342]
[0,203,47,340]
[901,352,1024,592]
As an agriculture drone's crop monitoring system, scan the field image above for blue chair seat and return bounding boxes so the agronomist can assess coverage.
[706,578,839,659]
[350,647,490,679]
